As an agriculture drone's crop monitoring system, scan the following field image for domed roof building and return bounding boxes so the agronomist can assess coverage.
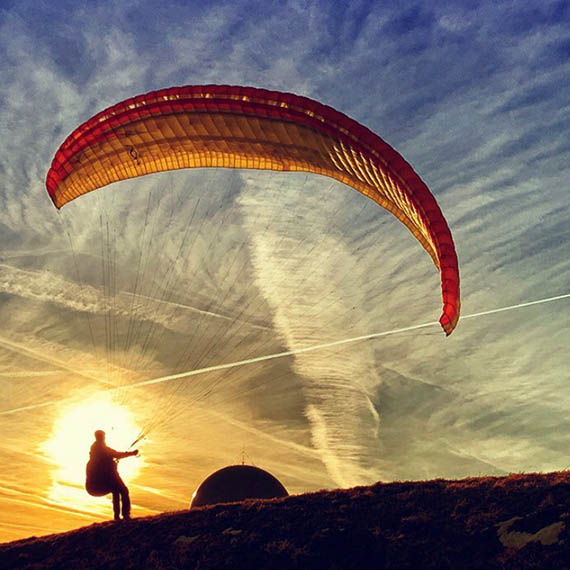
[190,465,288,509]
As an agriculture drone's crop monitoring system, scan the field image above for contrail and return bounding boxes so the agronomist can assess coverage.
[460,293,570,320]
[125,292,570,390]
[123,291,272,331]
[0,336,112,386]
[1,292,568,417]
[127,320,439,389]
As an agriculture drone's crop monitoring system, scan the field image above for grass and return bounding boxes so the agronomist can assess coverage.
[2,471,570,569]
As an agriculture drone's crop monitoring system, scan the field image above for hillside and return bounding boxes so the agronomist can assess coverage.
[2,472,570,569]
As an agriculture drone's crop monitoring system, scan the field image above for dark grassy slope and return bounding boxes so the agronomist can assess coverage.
[2,472,570,570]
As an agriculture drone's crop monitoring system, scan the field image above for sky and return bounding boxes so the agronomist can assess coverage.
[0,0,569,542]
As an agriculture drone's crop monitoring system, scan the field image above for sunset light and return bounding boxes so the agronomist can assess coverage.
[41,395,143,509]
[2,2,570,566]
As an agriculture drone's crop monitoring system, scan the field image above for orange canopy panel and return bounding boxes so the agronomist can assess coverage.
[46,85,460,334]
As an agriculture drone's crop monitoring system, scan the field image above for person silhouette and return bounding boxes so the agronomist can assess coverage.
[86,430,138,521]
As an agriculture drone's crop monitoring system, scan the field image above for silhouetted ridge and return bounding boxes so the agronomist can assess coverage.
[2,472,570,569]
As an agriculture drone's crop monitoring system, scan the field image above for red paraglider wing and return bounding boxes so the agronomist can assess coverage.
[46,85,460,334]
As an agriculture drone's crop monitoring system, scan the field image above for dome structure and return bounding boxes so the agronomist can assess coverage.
[190,465,288,509]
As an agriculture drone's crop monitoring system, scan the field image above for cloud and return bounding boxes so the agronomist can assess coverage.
[239,176,386,486]
[1,0,570,540]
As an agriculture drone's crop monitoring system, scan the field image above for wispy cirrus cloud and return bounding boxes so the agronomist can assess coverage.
[0,0,569,542]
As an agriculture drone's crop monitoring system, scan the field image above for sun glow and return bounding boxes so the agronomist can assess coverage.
[41,394,144,511]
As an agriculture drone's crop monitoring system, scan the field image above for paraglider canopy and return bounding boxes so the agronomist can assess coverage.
[46,84,460,334]
[190,465,289,508]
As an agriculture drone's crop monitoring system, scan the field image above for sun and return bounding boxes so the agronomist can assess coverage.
[41,394,143,509]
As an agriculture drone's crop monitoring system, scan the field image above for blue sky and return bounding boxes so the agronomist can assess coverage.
[0,0,569,541]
